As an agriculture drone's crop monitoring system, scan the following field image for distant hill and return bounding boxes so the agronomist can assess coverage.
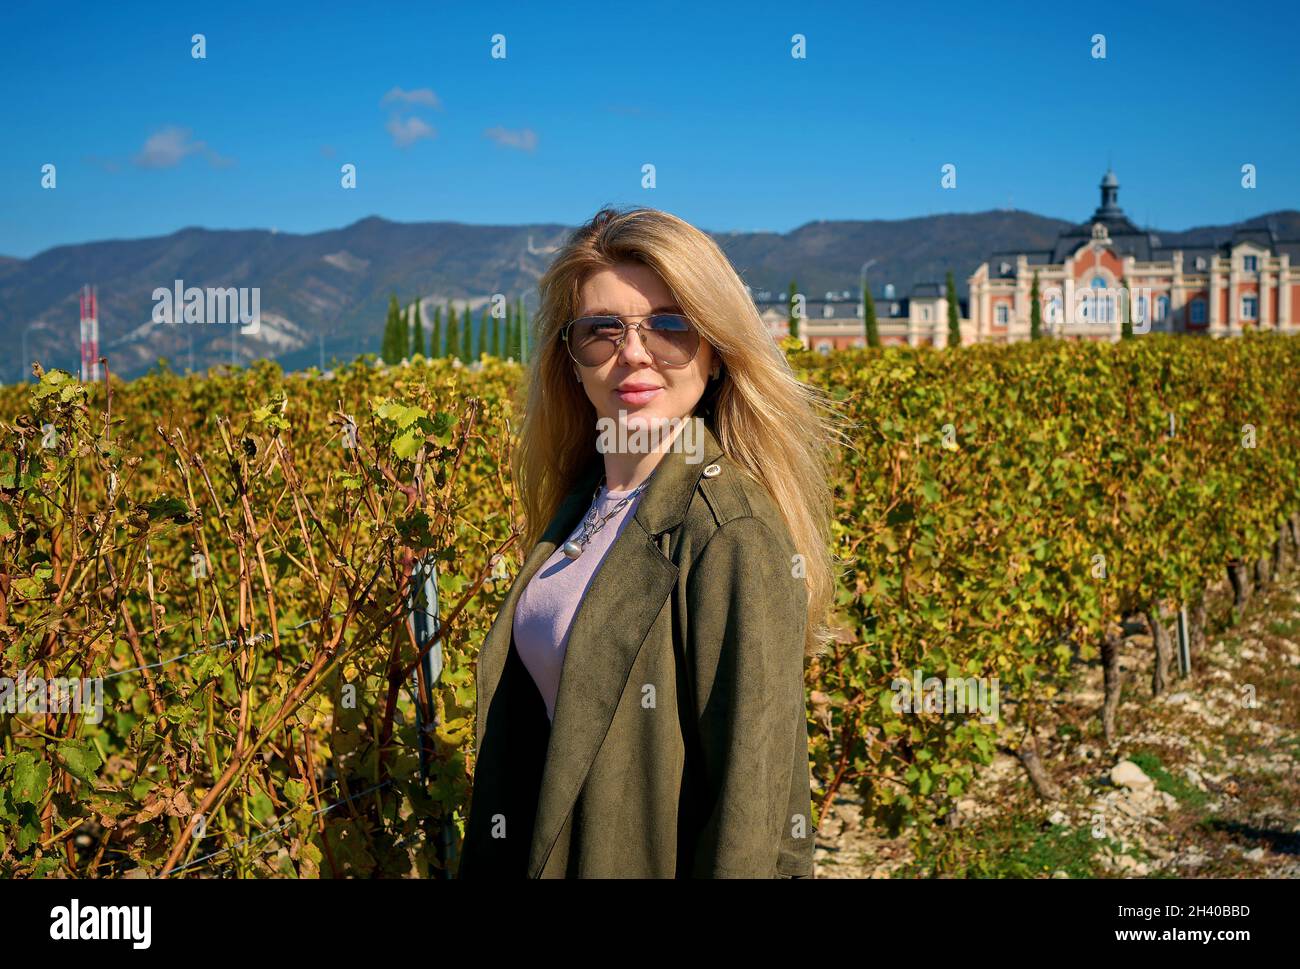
[3,209,1297,381]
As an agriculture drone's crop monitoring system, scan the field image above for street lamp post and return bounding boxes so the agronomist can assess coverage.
[859,259,878,307]
[859,260,878,341]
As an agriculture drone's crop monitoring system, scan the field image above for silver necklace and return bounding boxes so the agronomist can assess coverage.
[561,471,652,560]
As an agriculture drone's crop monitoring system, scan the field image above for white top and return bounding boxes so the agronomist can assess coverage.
[512,484,645,721]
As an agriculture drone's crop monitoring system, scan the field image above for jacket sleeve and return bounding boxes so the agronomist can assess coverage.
[684,515,807,878]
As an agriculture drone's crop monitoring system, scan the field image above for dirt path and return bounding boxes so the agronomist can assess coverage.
[814,567,1300,878]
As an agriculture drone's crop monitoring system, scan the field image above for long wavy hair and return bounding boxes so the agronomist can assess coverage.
[511,205,852,659]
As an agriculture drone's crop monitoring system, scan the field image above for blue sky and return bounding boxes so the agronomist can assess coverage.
[2,0,1297,259]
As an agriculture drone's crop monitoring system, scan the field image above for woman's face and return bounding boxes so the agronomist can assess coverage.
[571,262,715,435]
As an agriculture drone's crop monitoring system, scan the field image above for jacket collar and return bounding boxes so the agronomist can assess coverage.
[560,415,724,539]
[473,416,724,876]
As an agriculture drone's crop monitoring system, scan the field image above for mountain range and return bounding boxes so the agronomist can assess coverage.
[2,208,1297,381]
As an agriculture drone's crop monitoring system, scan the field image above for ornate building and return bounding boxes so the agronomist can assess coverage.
[968,171,1300,341]
[756,282,966,351]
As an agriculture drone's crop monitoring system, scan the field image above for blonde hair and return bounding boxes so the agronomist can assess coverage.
[511,205,853,659]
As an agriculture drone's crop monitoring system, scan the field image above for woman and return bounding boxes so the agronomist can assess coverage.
[456,205,846,878]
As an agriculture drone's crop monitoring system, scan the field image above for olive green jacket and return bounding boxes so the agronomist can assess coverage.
[456,421,815,878]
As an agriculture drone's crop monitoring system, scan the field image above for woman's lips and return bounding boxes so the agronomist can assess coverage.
[615,386,663,406]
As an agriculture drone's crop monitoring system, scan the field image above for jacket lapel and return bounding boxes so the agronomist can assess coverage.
[473,461,602,754]
[525,419,724,876]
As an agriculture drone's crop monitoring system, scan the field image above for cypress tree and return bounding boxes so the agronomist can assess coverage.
[381,293,403,362]
[460,302,472,361]
[512,296,522,361]
[863,287,879,348]
[431,304,443,358]
[1030,271,1042,340]
[446,303,460,362]
[410,300,424,357]
[946,271,961,347]
[786,280,800,342]
[1120,275,1133,339]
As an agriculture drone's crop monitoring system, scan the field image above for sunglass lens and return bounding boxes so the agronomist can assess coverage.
[569,317,622,365]
[644,315,698,365]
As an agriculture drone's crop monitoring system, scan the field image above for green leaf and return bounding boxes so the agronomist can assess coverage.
[11,753,50,804]
[393,431,422,461]
[137,497,192,524]
[55,741,102,784]
[431,411,454,445]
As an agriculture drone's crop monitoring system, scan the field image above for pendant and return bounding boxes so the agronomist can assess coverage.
[562,540,584,560]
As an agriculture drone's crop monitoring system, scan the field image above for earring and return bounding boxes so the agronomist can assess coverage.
[710,366,720,380]
[574,369,582,383]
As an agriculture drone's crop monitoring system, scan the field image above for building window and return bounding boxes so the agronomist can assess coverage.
[1045,292,1063,324]
[1090,275,1114,324]
[995,304,1010,325]
[1242,295,1258,319]
[921,306,931,321]
[1190,299,1206,324]
[1156,295,1169,322]
[891,302,900,316]
[1243,255,1258,272]
[816,341,832,354]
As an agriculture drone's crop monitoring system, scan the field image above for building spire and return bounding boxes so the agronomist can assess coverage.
[1096,169,1122,220]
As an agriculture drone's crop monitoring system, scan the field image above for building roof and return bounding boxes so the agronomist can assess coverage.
[1150,245,1217,265]
[1040,171,1160,261]
[1232,227,1277,247]
[1036,172,1300,269]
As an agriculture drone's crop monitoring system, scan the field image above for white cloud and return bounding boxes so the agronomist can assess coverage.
[382,86,442,108]
[387,114,436,148]
[483,126,538,152]
[133,126,233,168]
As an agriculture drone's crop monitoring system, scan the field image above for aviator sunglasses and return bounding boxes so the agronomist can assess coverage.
[561,312,701,368]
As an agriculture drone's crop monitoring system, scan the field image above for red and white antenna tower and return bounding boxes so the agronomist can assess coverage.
[79,284,101,382]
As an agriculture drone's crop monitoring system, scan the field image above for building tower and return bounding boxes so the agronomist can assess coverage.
[1096,169,1123,220]
[79,284,101,382]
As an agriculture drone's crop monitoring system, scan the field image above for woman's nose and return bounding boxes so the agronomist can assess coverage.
[617,324,653,365]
